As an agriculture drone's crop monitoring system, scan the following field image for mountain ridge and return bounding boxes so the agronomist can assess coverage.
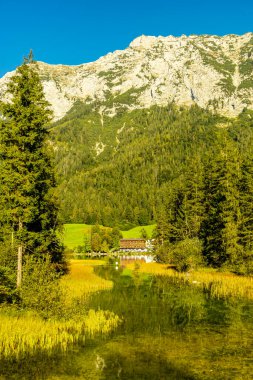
[0,33,252,120]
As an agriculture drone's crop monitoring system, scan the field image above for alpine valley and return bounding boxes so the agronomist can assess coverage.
[0,33,253,230]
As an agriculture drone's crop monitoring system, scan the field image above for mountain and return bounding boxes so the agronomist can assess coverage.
[0,34,253,228]
[0,33,253,119]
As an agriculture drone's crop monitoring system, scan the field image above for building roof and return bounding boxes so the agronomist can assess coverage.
[120,238,146,241]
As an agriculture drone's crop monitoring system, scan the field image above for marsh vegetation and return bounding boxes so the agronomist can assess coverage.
[1,259,253,379]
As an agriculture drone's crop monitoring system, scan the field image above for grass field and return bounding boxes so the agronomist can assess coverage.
[0,260,120,360]
[61,259,113,301]
[62,224,92,249]
[121,224,156,239]
[125,262,253,300]
[63,224,156,249]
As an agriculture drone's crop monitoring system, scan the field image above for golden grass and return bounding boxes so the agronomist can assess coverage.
[61,259,113,302]
[0,310,120,360]
[188,270,253,299]
[126,262,253,300]
[0,260,119,360]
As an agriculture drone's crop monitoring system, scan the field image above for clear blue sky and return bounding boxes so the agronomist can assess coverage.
[1,0,252,77]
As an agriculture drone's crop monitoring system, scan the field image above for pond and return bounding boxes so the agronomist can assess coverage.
[1,262,253,379]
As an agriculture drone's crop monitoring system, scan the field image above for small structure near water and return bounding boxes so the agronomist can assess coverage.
[119,238,147,251]
[119,239,155,262]
[119,239,154,252]
[81,239,155,261]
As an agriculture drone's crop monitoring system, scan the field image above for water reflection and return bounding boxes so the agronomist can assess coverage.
[1,262,253,379]
[92,264,218,332]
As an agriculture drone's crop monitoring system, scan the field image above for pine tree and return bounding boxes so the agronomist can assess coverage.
[201,133,242,267]
[155,206,171,245]
[156,155,205,245]
[0,59,64,287]
[240,160,253,245]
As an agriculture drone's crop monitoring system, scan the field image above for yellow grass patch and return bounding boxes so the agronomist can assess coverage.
[61,259,113,302]
[126,262,253,300]
[0,260,119,360]
[0,310,121,360]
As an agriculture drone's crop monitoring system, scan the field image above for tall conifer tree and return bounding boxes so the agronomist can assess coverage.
[0,58,64,286]
[239,156,253,256]
[201,133,242,267]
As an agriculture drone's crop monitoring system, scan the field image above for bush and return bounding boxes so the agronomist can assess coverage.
[155,243,172,263]
[228,254,253,276]
[20,256,64,318]
[170,238,203,272]
[0,266,18,303]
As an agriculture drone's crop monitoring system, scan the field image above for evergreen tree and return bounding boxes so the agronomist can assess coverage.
[155,206,171,245]
[83,235,92,253]
[236,155,253,272]
[156,156,204,244]
[201,133,242,267]
[0,60,64,287]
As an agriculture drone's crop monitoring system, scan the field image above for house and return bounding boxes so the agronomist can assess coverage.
[119,238,147,251]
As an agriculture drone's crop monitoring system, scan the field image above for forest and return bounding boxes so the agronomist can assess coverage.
[51,101,253,273]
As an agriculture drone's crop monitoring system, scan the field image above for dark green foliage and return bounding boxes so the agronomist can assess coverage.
[90,225,122,252]
[0,242,18,302]
[239,59,253,76]
[238,78,253,90]
[140,228,148,239]
[0,61,64,300]
[155,241,171,263]
[49,97,253,271]
[0,266,18,303]
[73,224,122,253]
[200,134,241,266]
[168,238,203,272]
[155,111,253,272]
[52,103,223,228]
[20,256,63,318]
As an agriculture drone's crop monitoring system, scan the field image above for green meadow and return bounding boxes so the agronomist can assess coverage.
[121,224,156,239]
[63,224,156,249]
[62,224,92,249]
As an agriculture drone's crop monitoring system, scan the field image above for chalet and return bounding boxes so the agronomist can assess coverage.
[120,238,147,252]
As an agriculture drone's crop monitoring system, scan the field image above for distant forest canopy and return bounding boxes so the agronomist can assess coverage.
[51,102,253,233]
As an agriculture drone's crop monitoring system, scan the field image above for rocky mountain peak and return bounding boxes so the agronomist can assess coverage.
[0,33,252,120]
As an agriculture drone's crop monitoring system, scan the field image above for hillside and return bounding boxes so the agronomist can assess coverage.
[50,102,253,228]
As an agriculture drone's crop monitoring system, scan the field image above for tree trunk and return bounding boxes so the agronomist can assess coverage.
[17,219,23,288]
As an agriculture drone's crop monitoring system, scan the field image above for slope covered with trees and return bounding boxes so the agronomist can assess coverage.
[51,103,227,227]
[51,101,253,272]
[155,109,253,273]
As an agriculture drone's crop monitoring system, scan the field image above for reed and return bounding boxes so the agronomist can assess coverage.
[126,262,253,300]
[61,259,113,302]
[188,270,253,299]
[0,260,119,360]
[0,310,121,360]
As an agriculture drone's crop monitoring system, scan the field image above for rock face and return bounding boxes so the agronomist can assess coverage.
[0,33,253,119]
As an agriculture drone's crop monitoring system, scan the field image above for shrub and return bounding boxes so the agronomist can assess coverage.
[170,238,203,272]
[0,266,18,303]
[155,243,172,263]
[20,256,64,318]
[228,254,253,276]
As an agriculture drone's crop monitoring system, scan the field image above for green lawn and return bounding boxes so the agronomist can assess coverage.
[63,224,92,249]
[121,225,156,239]
[63,224,156,249]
